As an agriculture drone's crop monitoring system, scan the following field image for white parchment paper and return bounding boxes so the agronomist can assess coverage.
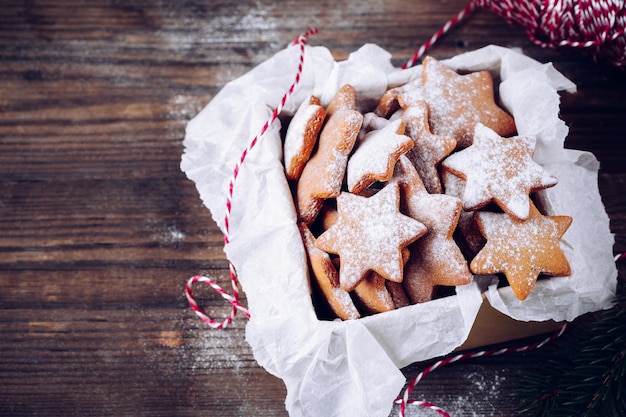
[181,43,617,417]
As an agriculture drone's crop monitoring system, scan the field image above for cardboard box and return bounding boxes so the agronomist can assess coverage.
[457,295,564,352]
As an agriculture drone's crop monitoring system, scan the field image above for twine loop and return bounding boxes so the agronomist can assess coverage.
[185,274,250,329]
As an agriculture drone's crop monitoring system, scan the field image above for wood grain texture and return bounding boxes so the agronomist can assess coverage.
[1,1,625,416]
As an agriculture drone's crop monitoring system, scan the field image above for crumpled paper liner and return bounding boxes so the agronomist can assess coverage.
[181,43,617,417]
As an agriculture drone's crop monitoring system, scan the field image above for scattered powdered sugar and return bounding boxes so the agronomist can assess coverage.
[156,3,280,53]
[166,226,186,242]
[168,94,206,121]
[442,370,508,417]
[397,369,508,417]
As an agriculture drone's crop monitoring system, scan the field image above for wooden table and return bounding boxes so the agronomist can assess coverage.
[1,1,624,416]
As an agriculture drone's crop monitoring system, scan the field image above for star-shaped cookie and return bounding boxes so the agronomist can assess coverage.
[402,100,457,194]
[441,170,486,255]
[352,271,396,315]
[314,183,427,292]
[374,87,401,118]
[283,95,327,180]
[441,123,558,221]
[347,118,413,194]
[326,84,357,115]
[299,223,360,320]
[401,56,516,148]
[470,201,572,301]
[390,156,473,303]
[296,108,363,224]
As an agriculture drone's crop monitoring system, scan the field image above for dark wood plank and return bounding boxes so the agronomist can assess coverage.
[1,1,624,416]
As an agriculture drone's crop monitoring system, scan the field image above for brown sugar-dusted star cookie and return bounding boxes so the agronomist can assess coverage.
[347,118,413,194]
[374,87,401,118]
[400,56,516,148]
[296,107,363,224]
[352,271,396,315]
[470,201,572,301]
[441,170,486,255]
[314,183,427,292]
[313,200,339,233]
[402,100,457,194]
[326,84,357,115]
[385,281,410,309]
[299,223,360,320]
[390,156,474,303]
[378,77,424,118]
[283,95,327,181]
[359,112,392,139]
[441,123,558,221]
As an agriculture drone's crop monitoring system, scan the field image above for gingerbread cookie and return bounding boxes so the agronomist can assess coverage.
[314,183,427,291]
[295,107,363,224]
[326,84,357,115]
[352,271,396,315]
[399,56,516,148]
[441,170,486,255]
[299,223,360,320]
[441,123,558,221]
[283,95,327,180]
[390,156,473,303]
[351,245,412,314]
[375,75,425,119]
[314,200,339,232]
[347,118,413,194]
[374,87,401,118]
[385,281,410,309]
[470,201,572,301]
[359,112,391,139]
[402,100,456,194]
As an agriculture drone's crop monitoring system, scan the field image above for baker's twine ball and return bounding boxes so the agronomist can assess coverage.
[478,0,626,66]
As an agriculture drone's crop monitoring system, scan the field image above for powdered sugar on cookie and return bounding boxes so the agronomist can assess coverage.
[280,62,572,318]
[295,107,362,224]
[400,56,516,149]
[471,201,572,301]
[314,183,426,291]
[402,100,456,194]
[442,123,558,221]
[347,118,413,194]
[283,95,326,180]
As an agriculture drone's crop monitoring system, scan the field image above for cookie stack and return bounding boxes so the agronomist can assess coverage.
[282,56,572,320]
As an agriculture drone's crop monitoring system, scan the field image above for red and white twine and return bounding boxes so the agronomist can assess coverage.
[185,28,318,329]
[395,323,569,417]
[185,0,625,413]
[403,0,626,69]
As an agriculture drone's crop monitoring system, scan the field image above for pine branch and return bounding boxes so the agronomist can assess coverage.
[516,283,626,417]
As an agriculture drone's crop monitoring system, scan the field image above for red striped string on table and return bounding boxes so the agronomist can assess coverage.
[395,323,569,417]
[185,28,318,329]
